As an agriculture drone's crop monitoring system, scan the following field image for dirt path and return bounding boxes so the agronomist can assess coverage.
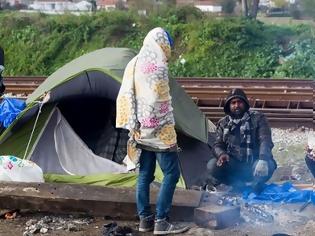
[0,128,314,236]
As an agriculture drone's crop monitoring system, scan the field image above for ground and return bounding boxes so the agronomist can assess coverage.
[0,128,314,236]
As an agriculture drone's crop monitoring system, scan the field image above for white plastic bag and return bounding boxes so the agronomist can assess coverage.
[0,155,44,182]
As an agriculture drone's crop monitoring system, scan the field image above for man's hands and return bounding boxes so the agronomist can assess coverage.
[253,160,269,177]
[217,154,229,167]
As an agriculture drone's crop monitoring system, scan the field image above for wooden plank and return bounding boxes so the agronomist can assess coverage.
[293,183,315,191]
[0,182,202,221]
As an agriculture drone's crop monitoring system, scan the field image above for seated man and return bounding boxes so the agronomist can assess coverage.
[206,88,277,193]
[305,134,315,178]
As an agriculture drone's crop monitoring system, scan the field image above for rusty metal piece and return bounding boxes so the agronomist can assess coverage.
[194,204,241,229]
[4,211,17,219]
[2,76,314,128]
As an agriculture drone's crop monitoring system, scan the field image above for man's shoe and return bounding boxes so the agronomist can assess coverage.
[153,218,189,235]
[138,214,154,232]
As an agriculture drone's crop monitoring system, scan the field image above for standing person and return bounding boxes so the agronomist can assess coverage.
[0,47,5,96]
[116,27,189,235]
[205,88,277,193]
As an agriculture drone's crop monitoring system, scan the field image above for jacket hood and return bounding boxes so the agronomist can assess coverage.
[224,88,250,115]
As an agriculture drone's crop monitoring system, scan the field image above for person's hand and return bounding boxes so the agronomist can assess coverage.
[253,160,269,177]
[217,154,229,167]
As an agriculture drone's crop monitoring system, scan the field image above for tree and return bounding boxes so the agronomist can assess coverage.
[300,0,315,18]
[240,0,260,18]
[250,0,259,18]
[116,0,127,10]
[89,0,97,12]
[241,0,249,17]
[0,0,5,10]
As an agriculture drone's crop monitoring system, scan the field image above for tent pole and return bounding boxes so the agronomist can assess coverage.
[23,102,44,159]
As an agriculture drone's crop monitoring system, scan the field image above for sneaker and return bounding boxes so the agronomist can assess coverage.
[139,214,154,232]
[153,218,189,235]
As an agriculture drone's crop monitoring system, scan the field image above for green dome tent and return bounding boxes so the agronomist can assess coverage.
[0,48,211,188]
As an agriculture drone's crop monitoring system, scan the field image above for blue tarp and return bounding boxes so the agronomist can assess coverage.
[0,97,26,128]
[243,182,315,204]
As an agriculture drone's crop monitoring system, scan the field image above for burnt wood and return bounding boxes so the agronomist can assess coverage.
[194,204,241,229]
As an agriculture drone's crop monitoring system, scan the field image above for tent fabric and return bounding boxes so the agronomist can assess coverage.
[30,107,66,174]
[26,48,136,103]
[0,47,212,188]
[54,108,127,175]
[41,71,121,105]
[0,104,54,158]
[29,103,186,187]
[169,77,208,143]
[177,134,214,187]
[243,182,315,204]
[44,166,186,188]
[25,48,208,144]
[44,172,139,187]
[30,106,128,175]
[0,97,26,128]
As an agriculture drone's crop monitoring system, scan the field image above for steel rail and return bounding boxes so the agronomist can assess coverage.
[2,76,314,128]
[176,77,314,88]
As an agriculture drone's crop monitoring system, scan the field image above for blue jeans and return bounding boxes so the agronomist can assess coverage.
[136,150,180,220]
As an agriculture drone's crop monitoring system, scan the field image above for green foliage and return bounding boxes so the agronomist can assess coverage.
[165,5,204,24]
[0,11,313,79]
[170,19,283,77]
[274,38,315,78]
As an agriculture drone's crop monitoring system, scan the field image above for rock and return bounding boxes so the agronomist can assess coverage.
[28,224,41,234]
[67,223,78,231]
[40,227,48,234]
[41,216,52,224]
[22,231,33,236]
[25,219,37,227]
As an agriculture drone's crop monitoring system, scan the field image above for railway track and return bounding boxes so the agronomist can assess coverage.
[2,76,314,128]
[177,78,314,128]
